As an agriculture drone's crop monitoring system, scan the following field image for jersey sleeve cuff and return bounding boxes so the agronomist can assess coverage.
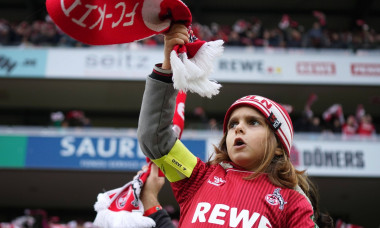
[150,64,173,83]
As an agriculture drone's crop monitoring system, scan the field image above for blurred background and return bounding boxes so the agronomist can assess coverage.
[0,0,380,227]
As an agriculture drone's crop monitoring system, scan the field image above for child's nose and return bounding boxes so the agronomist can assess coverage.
[235,123,245,134]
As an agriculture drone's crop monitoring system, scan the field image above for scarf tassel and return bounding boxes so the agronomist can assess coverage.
[171,40,224,98]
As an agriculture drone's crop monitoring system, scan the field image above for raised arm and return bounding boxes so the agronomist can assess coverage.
[137,24,195,163]
[137,24,200,183]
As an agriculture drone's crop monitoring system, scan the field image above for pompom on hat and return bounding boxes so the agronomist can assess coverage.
[223,95,294,156]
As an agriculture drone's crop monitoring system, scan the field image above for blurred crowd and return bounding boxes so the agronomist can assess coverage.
[0,209,95,228]
[1,11,380,50]
[0,205,363,228]
[189,93,377,138]
[48,93,377,137]
[292,93,377,137]
[50,110,91,128]
[0,206,180,228]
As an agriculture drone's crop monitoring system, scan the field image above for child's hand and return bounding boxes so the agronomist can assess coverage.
[140,163,165,210]
[162,23,189,70]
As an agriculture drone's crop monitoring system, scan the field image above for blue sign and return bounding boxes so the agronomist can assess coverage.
[0,49,47,77]
[25,135,206,171]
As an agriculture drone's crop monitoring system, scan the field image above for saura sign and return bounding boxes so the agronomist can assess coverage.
[24,135,205,171]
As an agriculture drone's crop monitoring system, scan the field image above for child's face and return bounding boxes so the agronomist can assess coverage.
[226,106,269,171]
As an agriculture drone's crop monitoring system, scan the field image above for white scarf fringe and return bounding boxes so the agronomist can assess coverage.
[93,176,156,228]
[93,207,156,228]
[171,40,224,98]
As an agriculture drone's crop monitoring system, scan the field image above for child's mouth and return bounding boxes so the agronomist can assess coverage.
[234,138,245,146]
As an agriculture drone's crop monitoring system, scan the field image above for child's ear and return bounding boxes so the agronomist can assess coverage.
[274,148,284,156]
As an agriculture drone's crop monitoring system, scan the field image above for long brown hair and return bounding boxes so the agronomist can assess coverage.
[208,124,333,227]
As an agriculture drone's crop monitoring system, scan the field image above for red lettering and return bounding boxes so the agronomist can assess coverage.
[296,62,336,75]
[261,99,272,109]
[244,95,257,100]
[351,63,380,76]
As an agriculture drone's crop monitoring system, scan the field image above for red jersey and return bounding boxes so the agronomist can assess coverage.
[342,124,357,135]
[357,122,376,136]
[172,159,316,228]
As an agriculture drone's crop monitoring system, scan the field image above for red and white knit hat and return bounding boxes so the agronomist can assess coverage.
[223,95,294,156]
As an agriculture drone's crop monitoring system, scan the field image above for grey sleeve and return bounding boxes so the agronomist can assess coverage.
[148,210,176,228]
[137,76,178,160]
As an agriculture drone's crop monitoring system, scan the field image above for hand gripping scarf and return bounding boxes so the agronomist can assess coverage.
[46,0,224,98]
[93,159,165,228]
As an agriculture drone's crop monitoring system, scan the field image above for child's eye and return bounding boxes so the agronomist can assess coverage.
[249,120,260,126]
[228,121,238,129]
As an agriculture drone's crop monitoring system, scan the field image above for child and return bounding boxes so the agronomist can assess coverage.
[138,24,331,227]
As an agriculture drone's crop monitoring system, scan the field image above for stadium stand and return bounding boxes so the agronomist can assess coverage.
[0,0,380,227]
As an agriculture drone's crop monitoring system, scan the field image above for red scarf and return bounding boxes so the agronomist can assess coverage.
[47,0,224,98]
[93,159,165,228]
[46,0,191,45]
